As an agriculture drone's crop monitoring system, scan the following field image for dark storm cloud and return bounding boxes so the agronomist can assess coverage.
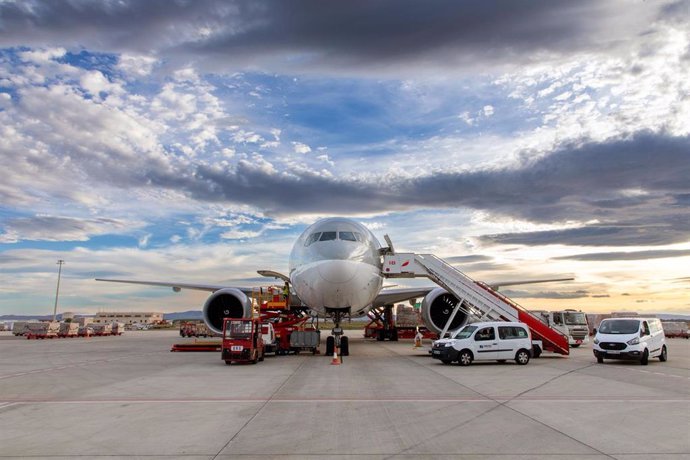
[0,0,673,74]
[153,132,690,247]
[555,249,690,261]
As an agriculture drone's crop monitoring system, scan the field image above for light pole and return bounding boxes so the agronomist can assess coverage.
[53,259,65,322]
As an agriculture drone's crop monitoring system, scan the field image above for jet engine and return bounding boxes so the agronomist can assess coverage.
[421,288,470,335]
[202,288,252,335]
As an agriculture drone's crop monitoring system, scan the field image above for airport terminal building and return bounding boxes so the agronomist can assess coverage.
[92,312,164,325]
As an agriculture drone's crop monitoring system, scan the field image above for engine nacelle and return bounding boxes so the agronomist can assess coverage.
[421,288,469,335]
[203,288,253,335]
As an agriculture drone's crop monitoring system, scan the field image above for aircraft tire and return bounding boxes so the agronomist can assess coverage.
[340,336,349,356]
[326,336,335,356]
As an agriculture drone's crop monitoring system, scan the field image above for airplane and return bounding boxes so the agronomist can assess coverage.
[98,217,572,355]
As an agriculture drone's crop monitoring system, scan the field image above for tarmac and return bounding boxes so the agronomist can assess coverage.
[0,330,688,459]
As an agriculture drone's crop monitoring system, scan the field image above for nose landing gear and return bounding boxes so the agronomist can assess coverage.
[326,310,349,360]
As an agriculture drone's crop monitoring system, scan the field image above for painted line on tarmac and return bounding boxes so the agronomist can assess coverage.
[619,366,690,380]
[1,398,688,404]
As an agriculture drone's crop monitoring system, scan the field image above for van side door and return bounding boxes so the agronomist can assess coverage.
[473,326,498,360]
[497,326,529,360]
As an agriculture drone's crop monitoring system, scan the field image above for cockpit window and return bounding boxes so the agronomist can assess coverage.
[339,231,356,241]
[305,232,321,246]
[319,231,337,241]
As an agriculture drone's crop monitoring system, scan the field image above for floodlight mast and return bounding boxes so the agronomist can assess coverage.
[53,259,65,322]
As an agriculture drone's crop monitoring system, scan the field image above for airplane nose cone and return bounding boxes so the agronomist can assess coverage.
[318,260,358,283]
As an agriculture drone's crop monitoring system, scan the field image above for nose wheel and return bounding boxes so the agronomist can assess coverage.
[326,311,349,358]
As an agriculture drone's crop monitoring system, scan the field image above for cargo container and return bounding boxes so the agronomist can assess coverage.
[25,322,60,339]
[111,322,126,336]
[289,330,320,354]
[58,322,79,338]
[661,321,689,338]
[91,323,113,336]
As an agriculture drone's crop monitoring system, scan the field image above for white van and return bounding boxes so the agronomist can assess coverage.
[593,317,667,365]
[431,321,532,366]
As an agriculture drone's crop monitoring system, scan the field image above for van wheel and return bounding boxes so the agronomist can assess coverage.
[597,354,604,364]
[458,350,473,366]
[515,349,530,365]
[640,349,649,365]
[659,345,667,362]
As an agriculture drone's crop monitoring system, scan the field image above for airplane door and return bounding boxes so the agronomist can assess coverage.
[473,326,498,360]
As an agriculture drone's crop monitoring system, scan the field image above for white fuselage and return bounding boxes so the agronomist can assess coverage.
[288,218,384,316]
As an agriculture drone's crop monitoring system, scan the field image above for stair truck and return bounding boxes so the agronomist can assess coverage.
[222,317,265,365]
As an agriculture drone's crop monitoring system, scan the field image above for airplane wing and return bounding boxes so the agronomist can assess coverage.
[95,278,255,295]
[371,277,574,306]
[372,287,435,307]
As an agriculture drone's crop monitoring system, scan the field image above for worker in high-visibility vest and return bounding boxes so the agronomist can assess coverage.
[282,282,290,303]
[414,327,423,348]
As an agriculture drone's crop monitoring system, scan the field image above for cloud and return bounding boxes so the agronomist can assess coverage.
[0,1,677,76]
[555,249,690,261]
[500,289,591,299]
[0,216,135,243]
[292,142,312,154]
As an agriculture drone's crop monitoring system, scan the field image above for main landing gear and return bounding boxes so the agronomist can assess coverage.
[325,310,349,358]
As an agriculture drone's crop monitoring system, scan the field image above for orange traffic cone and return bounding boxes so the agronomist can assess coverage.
[330,348,341,365]
[413,336,422,348]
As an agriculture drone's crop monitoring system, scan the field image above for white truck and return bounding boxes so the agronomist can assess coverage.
[530,309,590,347]
[261,323,277,354]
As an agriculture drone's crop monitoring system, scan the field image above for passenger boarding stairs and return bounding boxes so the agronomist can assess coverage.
[382,252,569,355]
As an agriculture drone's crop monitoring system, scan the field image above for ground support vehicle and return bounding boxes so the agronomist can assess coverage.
[91,324,113,336]
[661,321,689,338]
[179,321,215,338]
[531,309,590,347]
[261,323,277,353]
[25,322,60,339]
[111,322,126,336]
[222,317,265,365]
[432,321,533,366]
[11,322,26,336]
[363,305,438,342]
[58,322,79,338]
[78,326,93,337]
[289,329,321,354]
[255,294,317,355]
[593,317,667,365]
[382,253,570,356]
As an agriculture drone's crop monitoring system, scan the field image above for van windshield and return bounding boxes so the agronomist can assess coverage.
[598,319,639,334]
[452,325,477,340]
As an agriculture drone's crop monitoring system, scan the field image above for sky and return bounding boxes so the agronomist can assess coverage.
[0,0,689,317]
